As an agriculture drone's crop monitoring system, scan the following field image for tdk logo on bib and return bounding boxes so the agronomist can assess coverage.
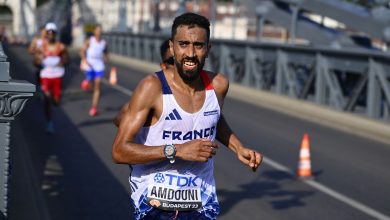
[154,173,165,183]
[154,173,198,187]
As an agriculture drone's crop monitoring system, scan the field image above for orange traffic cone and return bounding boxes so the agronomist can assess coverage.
[109,67,117,85]
[296,133,312,177]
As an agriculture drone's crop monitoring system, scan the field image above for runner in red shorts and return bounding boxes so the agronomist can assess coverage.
[36,22,68,133]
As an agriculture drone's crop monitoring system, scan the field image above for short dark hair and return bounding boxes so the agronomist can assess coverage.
[171,12,210,43]
[160,39,170,60]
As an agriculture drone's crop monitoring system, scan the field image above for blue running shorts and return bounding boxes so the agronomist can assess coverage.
[85,70,104,81]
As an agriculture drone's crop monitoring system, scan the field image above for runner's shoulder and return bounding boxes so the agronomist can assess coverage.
[134,74,162,98]
[204,71,229,95]
[58,42,66,50]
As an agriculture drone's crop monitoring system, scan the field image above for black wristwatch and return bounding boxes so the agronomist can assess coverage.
[164,144,176,163]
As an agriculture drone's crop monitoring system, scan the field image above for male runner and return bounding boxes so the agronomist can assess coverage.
[79,24,108,116]
[159,39,174,71]
[112,13,262,220]
[28,26,46,89]
[37,22,68,133]
[113,39,174,126]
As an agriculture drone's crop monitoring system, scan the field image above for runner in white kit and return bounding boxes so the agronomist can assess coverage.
[80,24,108,116]
[36,22,68,133]
[112,13,263,220]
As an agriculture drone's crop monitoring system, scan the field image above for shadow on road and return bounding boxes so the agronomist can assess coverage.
[7,45,133,220]
[217,170,315,217]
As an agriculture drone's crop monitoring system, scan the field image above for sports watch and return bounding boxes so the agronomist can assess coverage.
[164,144,176,163]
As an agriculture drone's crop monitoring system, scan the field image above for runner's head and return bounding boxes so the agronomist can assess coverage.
[170,13,211,82]
[160,39,174,70]
[45,22,57,43]
[94,24,102,38]
[171,12,210,44]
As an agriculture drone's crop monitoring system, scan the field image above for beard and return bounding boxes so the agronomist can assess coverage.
[174,57,205,82]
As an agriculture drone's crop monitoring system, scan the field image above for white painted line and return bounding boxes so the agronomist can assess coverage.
[263,157,390,220]
[101,78,133,96]
[106,76,390,220]
[302,179,390,220]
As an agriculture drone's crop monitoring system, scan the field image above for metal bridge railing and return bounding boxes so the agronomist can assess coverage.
[0,43,35,218]
[104,32,390,122]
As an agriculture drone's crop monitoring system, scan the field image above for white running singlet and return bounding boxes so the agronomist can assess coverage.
[85,36,106,72]
[40,42,64,78]
[129,70,221,220]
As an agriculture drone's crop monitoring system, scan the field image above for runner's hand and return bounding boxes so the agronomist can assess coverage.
[176,139,218,162]
[236,147,262,172]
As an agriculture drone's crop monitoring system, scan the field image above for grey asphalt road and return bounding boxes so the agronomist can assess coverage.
[6,45,390,220]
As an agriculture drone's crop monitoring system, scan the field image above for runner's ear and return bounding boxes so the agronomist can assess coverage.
[205,43,211,58]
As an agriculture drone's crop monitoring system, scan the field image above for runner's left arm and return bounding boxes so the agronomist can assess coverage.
[212,72,263,172]
[103,44,109,63]
[60,44,69,66]
[34,46,43,66]
[114,101,130,127]
[28,37,37,55]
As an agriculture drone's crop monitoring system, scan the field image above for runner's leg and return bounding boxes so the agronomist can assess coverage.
[92,77,101,108]
[41,78,54,133]
[89,70,104,116]
[40,78,51,120]
[52,77,62,106]
[81,70,93,91]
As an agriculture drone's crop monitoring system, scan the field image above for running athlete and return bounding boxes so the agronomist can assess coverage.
[28,26,46,89]
[158,38,175,84]
[112,13,262,220]
[37,23,68,133]
[79,24,108,116]
[114,39,174,125]
[159,39,175,71]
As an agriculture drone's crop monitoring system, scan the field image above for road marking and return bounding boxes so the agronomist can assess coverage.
[105,77,390,220]
[101,78,133,96]
[263,157,390,220]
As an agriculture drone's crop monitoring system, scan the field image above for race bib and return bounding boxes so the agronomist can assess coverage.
[147,172,202,211]
[43,56,60,67]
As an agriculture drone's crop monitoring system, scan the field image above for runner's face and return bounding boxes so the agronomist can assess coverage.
[94,26,102,38]
[171,25,209,82]
[46,30,56,42]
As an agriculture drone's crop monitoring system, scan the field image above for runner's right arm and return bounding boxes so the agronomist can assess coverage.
[112,75,217,165]
[79,39,90,65]
[34,46,43,66]
[113,102,129,127]
[28,37,37,55]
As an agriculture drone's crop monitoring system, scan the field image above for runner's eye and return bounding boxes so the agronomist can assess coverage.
[193,42,205,49]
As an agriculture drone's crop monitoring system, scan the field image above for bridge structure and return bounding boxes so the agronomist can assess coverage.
[2,0,390,46]
[1,1,390,218]
[104,31,390,124]
[0,0,36,41]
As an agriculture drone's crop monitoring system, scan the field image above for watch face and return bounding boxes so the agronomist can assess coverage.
[165,145,175,156]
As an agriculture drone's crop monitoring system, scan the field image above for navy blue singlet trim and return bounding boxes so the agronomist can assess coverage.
[156,70,172,94]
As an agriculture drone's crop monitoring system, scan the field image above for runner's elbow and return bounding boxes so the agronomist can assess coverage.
[112,143,133,164]
[112,148,125,164]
